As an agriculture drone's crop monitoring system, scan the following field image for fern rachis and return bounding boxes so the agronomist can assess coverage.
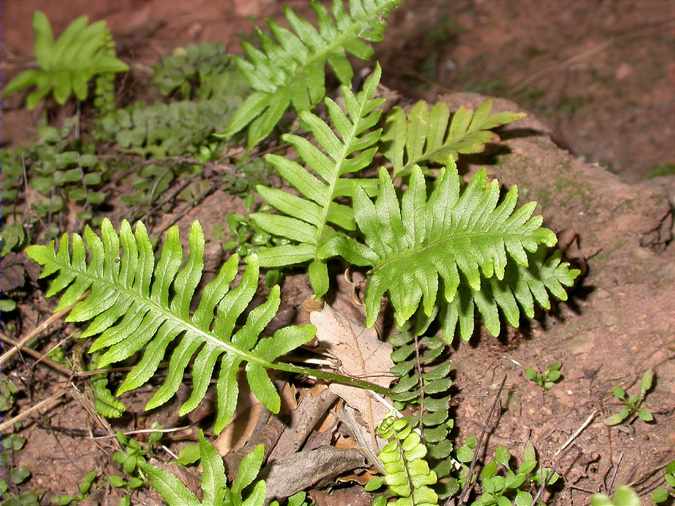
[25,219,389,433]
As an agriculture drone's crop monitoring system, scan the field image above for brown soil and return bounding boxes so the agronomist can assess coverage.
[1,1,674,505]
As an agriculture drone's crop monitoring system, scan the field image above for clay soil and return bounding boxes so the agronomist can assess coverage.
[1,1,674,505]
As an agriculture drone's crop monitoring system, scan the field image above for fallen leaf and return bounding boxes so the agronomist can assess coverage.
[310,305,393,434]
[0,254,27,292]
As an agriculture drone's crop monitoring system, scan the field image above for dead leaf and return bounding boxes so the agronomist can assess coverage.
[0,253,28,292]
[310,305,393,434]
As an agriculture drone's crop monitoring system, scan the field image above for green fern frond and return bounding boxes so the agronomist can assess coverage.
[2,11,128,109]
[220,0,399,147]
[439,247,580,342]
[251,66,384,297]
[375,416,440,506]
[25,219,316,433]
[26,219,390,433]
[382,100,525,177]
[388,328,458,495]
[140,434,265,506]
[347,163,566,328]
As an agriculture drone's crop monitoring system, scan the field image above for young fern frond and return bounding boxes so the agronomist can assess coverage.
[373,416,440,506]
[140,434,266,506]
[343,163,576,330]
[2,12,127,109]
[251,66,384,297]
[220,0,399,147]
[26,219,389,433]
[382,100,525,177]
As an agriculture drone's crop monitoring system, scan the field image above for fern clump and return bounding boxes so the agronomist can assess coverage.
[221,0,400,147]
[2,11,127,109]
[152,42,239,100]
[251,66,384,296]
[339,163,579,339]
[383,100,525,177]
[25,219,316,432]
[0,119,108,244]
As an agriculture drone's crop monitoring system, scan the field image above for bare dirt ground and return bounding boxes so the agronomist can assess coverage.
[1,1,674,505]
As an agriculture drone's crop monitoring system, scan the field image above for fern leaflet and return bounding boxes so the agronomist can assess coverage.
[26,219,388,433]
[343,163,569,328]
[2,11,127,109]
[251,66,384,297]
[220,0,399,147]
[382,100,525,177]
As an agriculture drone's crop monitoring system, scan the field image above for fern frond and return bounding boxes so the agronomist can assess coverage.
[220,0,399,147]
[439,247,580,342]
[376,416,440,506]
[382,100,525,177]
[251,66,384,296]
[140,435,266,506]
[388,328,458,495]
[2,12,127,109]
[25,219,316,433]
[347,163,565,328]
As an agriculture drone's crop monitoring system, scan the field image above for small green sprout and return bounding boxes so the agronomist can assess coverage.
[50,470,98,505]
[591,485,641,506]
[604,369,655,426]
[651,459,675,504]
[525,362,563,390]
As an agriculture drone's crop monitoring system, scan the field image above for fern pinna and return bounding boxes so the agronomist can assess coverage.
[382,100,525,177]
[251,65,384,297]
[25,219,388,433]
[221,0,399,147]
[342,163,580,340]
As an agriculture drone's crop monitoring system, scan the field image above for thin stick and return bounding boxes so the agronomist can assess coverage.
[0,334,74,377]
[553,410,598,458]
[458,375,507,505]
[92,425,193,439]
[0,389,69,433]
[0,305,71,368]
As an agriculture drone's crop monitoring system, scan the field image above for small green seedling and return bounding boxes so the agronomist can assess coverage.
[0,376,18,412]
[525,362,563,390]
[141,433,266,506]
[591,485,641,506]
[471,442,559,506]
[651,459,675,504]
[0,435,32,501]
[604,369,655,426]
[50,470,98,505]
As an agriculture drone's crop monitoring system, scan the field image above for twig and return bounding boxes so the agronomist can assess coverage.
[553,410,598,458]
[0,305,72,368]
[608,452,624,493]
[457,375,507,505]
[0,333,75,377]
[625,457,675,489]
[0,388,69,433]
[92,425,193,439]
